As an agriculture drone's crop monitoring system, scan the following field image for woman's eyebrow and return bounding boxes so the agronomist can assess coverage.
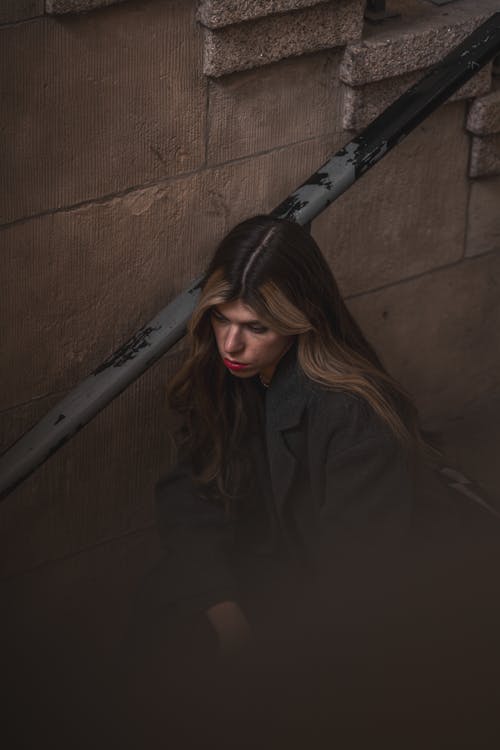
[213,308,264,326]
[211,308,227,319]
[238,317,267,326]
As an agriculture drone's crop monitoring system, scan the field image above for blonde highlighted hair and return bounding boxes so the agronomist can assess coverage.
[169,215,427,504]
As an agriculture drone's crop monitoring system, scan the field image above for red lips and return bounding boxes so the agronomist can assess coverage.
[223,358,250,372]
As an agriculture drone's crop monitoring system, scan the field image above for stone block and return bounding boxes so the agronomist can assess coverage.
[0,133,340,410]
[469,134,500,178]
[466,177,500,257]
[0,0,205,224]
[1,527,162,743]
[340,0,498,86]
[203,0,364,77]
[1,191,197,410]
[197,0,327,28]
[312,102,469,296]
[0,1,43,24]
[207,49,344,164]
[203,132,346,232]
[467,90,500,136]
[1,526,161,699]
[347,252,500,422]
[342,64,491,131]
[0,355,178,573]
[46,0,126,13]
[1,525,161,634]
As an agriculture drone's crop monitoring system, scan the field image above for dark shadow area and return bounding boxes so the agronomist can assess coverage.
[2,395,500,750]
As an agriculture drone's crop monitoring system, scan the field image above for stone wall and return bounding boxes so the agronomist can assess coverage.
[1,1,500,710]
[1,0,499,566]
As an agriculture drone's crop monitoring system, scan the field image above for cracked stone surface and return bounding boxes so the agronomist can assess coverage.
[203,0,363,77]
[347,251,500,422]
[0,0,205,224]
[207,50,344,163]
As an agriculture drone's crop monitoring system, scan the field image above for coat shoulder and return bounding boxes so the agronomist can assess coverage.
[305,381,393,449]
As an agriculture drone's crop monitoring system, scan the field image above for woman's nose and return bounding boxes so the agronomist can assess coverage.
[224,326,244,353]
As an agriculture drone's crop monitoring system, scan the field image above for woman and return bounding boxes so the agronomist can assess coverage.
[127,214,500,748]
[154,214,428,657]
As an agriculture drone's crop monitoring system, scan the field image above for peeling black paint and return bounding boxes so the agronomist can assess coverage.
[190,278,204,294]
[272,13,500,226]
[40,424,85,465]
[304,171,331,187]
[93,326,161,374]
[273,195,308,220]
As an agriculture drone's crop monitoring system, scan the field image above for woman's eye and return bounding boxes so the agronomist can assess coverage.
[211,310,226,323]
[249,324,268,334]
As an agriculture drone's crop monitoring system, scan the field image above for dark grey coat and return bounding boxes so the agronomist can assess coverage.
[155,348,421,619]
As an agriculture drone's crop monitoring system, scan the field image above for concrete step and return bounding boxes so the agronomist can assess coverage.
[46,0,126,13]
[197,0,328,28]
[340,0,497,130]
[200,0,364,77]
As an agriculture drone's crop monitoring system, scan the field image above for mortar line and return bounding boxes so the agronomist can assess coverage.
[0,15,44,29]
[0,389,69,417]
[346,248,500,301]
[203,69,210,168]
[462,173,473,260]
[462,98,474,260]
[0,346,184,419]
[0,522,156,585]
[0,130,339,231]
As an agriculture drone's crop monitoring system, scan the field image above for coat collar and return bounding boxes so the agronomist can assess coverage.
[264,344,310,519]
[265,343,309,433]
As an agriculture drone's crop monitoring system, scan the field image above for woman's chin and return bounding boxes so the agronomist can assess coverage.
[227,368,256,379]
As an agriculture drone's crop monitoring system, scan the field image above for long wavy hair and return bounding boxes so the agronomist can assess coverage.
[169,215,426,504]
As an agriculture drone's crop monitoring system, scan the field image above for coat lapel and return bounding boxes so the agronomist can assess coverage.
[265,346,308,517]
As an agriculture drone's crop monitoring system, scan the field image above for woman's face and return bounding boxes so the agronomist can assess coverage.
[211,299,293,384]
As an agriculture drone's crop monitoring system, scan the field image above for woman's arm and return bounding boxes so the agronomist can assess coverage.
[156,465,254,651]
[154,462,238,617]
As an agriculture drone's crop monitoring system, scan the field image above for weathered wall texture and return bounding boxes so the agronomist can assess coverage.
[1,0,499,638]
[2,2,500,736]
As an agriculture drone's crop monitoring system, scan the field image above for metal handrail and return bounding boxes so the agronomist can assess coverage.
[1,13,500,500]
